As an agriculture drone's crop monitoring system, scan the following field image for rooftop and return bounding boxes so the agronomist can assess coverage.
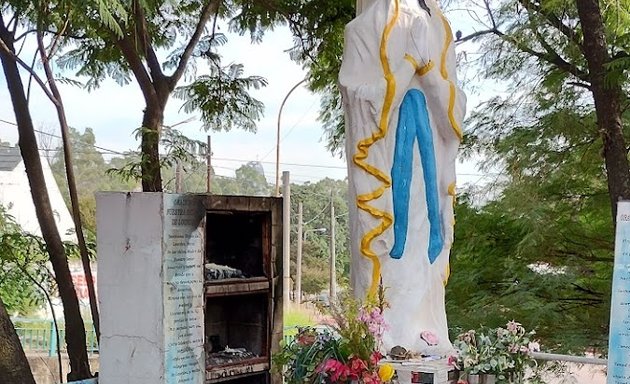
[0,145,22,171]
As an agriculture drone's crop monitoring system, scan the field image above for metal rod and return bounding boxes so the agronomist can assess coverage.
[275,79,307,196]
[530,352,607,365]
[282,171,291,313]
[296,202,303,306]
[206,135,212,193]
[329,189,337,301]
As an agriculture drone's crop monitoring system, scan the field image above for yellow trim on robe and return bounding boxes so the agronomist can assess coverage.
[352,0,400,299]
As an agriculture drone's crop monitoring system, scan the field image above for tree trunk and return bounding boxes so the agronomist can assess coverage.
[0,18,92,381]
[36,30,100,342]
[576,0,630,220]
[0,297,36,384]
[140,104,164,192]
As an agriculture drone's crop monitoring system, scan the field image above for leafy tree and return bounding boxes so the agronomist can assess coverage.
[229,0,354,155]
[233,162,270,196]
[59,0,267,192]
[0,210,49,316]
[456,0,630,219]
[447,102,623,352]
[441,0,630,352]
[0,3,94,378]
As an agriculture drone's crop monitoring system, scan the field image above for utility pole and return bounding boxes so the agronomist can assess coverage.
[329,190,337,302]
[206,135,212,193]
[296,202,303,306]
[282,171,291,314]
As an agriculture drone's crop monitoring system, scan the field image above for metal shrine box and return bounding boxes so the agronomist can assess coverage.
[389,359,459,384]
[96,193,283,384]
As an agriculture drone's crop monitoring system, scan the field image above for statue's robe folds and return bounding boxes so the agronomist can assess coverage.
[340,0,466,355]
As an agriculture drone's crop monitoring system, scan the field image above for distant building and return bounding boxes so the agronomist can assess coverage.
[0,144,76,242]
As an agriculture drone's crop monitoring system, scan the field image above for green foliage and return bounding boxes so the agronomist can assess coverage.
[291,178,349,296]
[174,63,267,132]
[448,100,627,352]
[445,0,630,355]
[229,0,354,155]
[275,296,388,384]
[50,127,138,232]
[56,0,269,132]
[0,209,53,316]
[273,327,345,384]
[453,322,540,380]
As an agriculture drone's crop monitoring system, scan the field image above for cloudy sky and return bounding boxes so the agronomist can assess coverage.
[0,9,496,187]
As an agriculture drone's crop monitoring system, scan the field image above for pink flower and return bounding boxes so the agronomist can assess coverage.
[297,333,316,346]
[362,371,382,384]
[349,357,368,374]
[457,380,468,384]
[508,344,520,353]
[528,341,540,352]
[460,330,475,343]
[506,320,522,334]
[370,351,383,366]
[318,358,351,382]
[318,358,341,373]
[357,306,389,340]
[420,330,439,346]
[447,355,458,367]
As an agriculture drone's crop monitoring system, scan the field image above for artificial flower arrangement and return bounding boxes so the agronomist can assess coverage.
[274,295,395,384]
[451,321,541,384]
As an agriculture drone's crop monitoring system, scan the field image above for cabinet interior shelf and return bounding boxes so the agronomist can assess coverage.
[205,277,270,297]
[206,358,269,383]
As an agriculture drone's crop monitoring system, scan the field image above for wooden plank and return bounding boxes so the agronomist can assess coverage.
[226,195,251,212]
[204,195,229,211]
[206,360,269,383]
[255,197,272,211]
[205,280,270,297]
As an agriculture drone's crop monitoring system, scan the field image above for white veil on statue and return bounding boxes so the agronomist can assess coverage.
[341,0,466,356]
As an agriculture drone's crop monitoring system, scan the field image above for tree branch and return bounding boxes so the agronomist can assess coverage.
[115,36,159,106]
[500,29,589,81]
[168,0,220,90]
[0,32,58,105]
[47,18,70,61]
[13,29,36,42]
[518,0,584,53]
[567,81,591,90]
[484,0,497,29]
[134,0,163,81]
[456,28,499,43]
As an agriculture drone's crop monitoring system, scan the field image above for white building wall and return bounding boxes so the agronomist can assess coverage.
[0,156,76,242]
[96,192,166,384]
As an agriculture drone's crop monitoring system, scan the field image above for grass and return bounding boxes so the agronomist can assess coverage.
[284,306,318,339]
[284,307,316,327]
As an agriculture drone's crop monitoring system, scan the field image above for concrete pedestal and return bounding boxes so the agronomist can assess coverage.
[386,359,459,384]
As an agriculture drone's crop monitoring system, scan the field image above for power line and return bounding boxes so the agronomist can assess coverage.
[3,118,494,177]
[1,118,125,156]
[213,156,347,170]
[260,98,318,161]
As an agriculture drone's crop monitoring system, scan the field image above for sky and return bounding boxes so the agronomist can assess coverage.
[0,9,496,188]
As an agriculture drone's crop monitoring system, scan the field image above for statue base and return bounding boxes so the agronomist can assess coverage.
[383,358,459,384]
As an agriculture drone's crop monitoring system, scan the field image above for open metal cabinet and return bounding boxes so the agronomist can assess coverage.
[96,193,283,384]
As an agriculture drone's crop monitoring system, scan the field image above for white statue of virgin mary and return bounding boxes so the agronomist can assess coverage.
[340,0,466,355]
